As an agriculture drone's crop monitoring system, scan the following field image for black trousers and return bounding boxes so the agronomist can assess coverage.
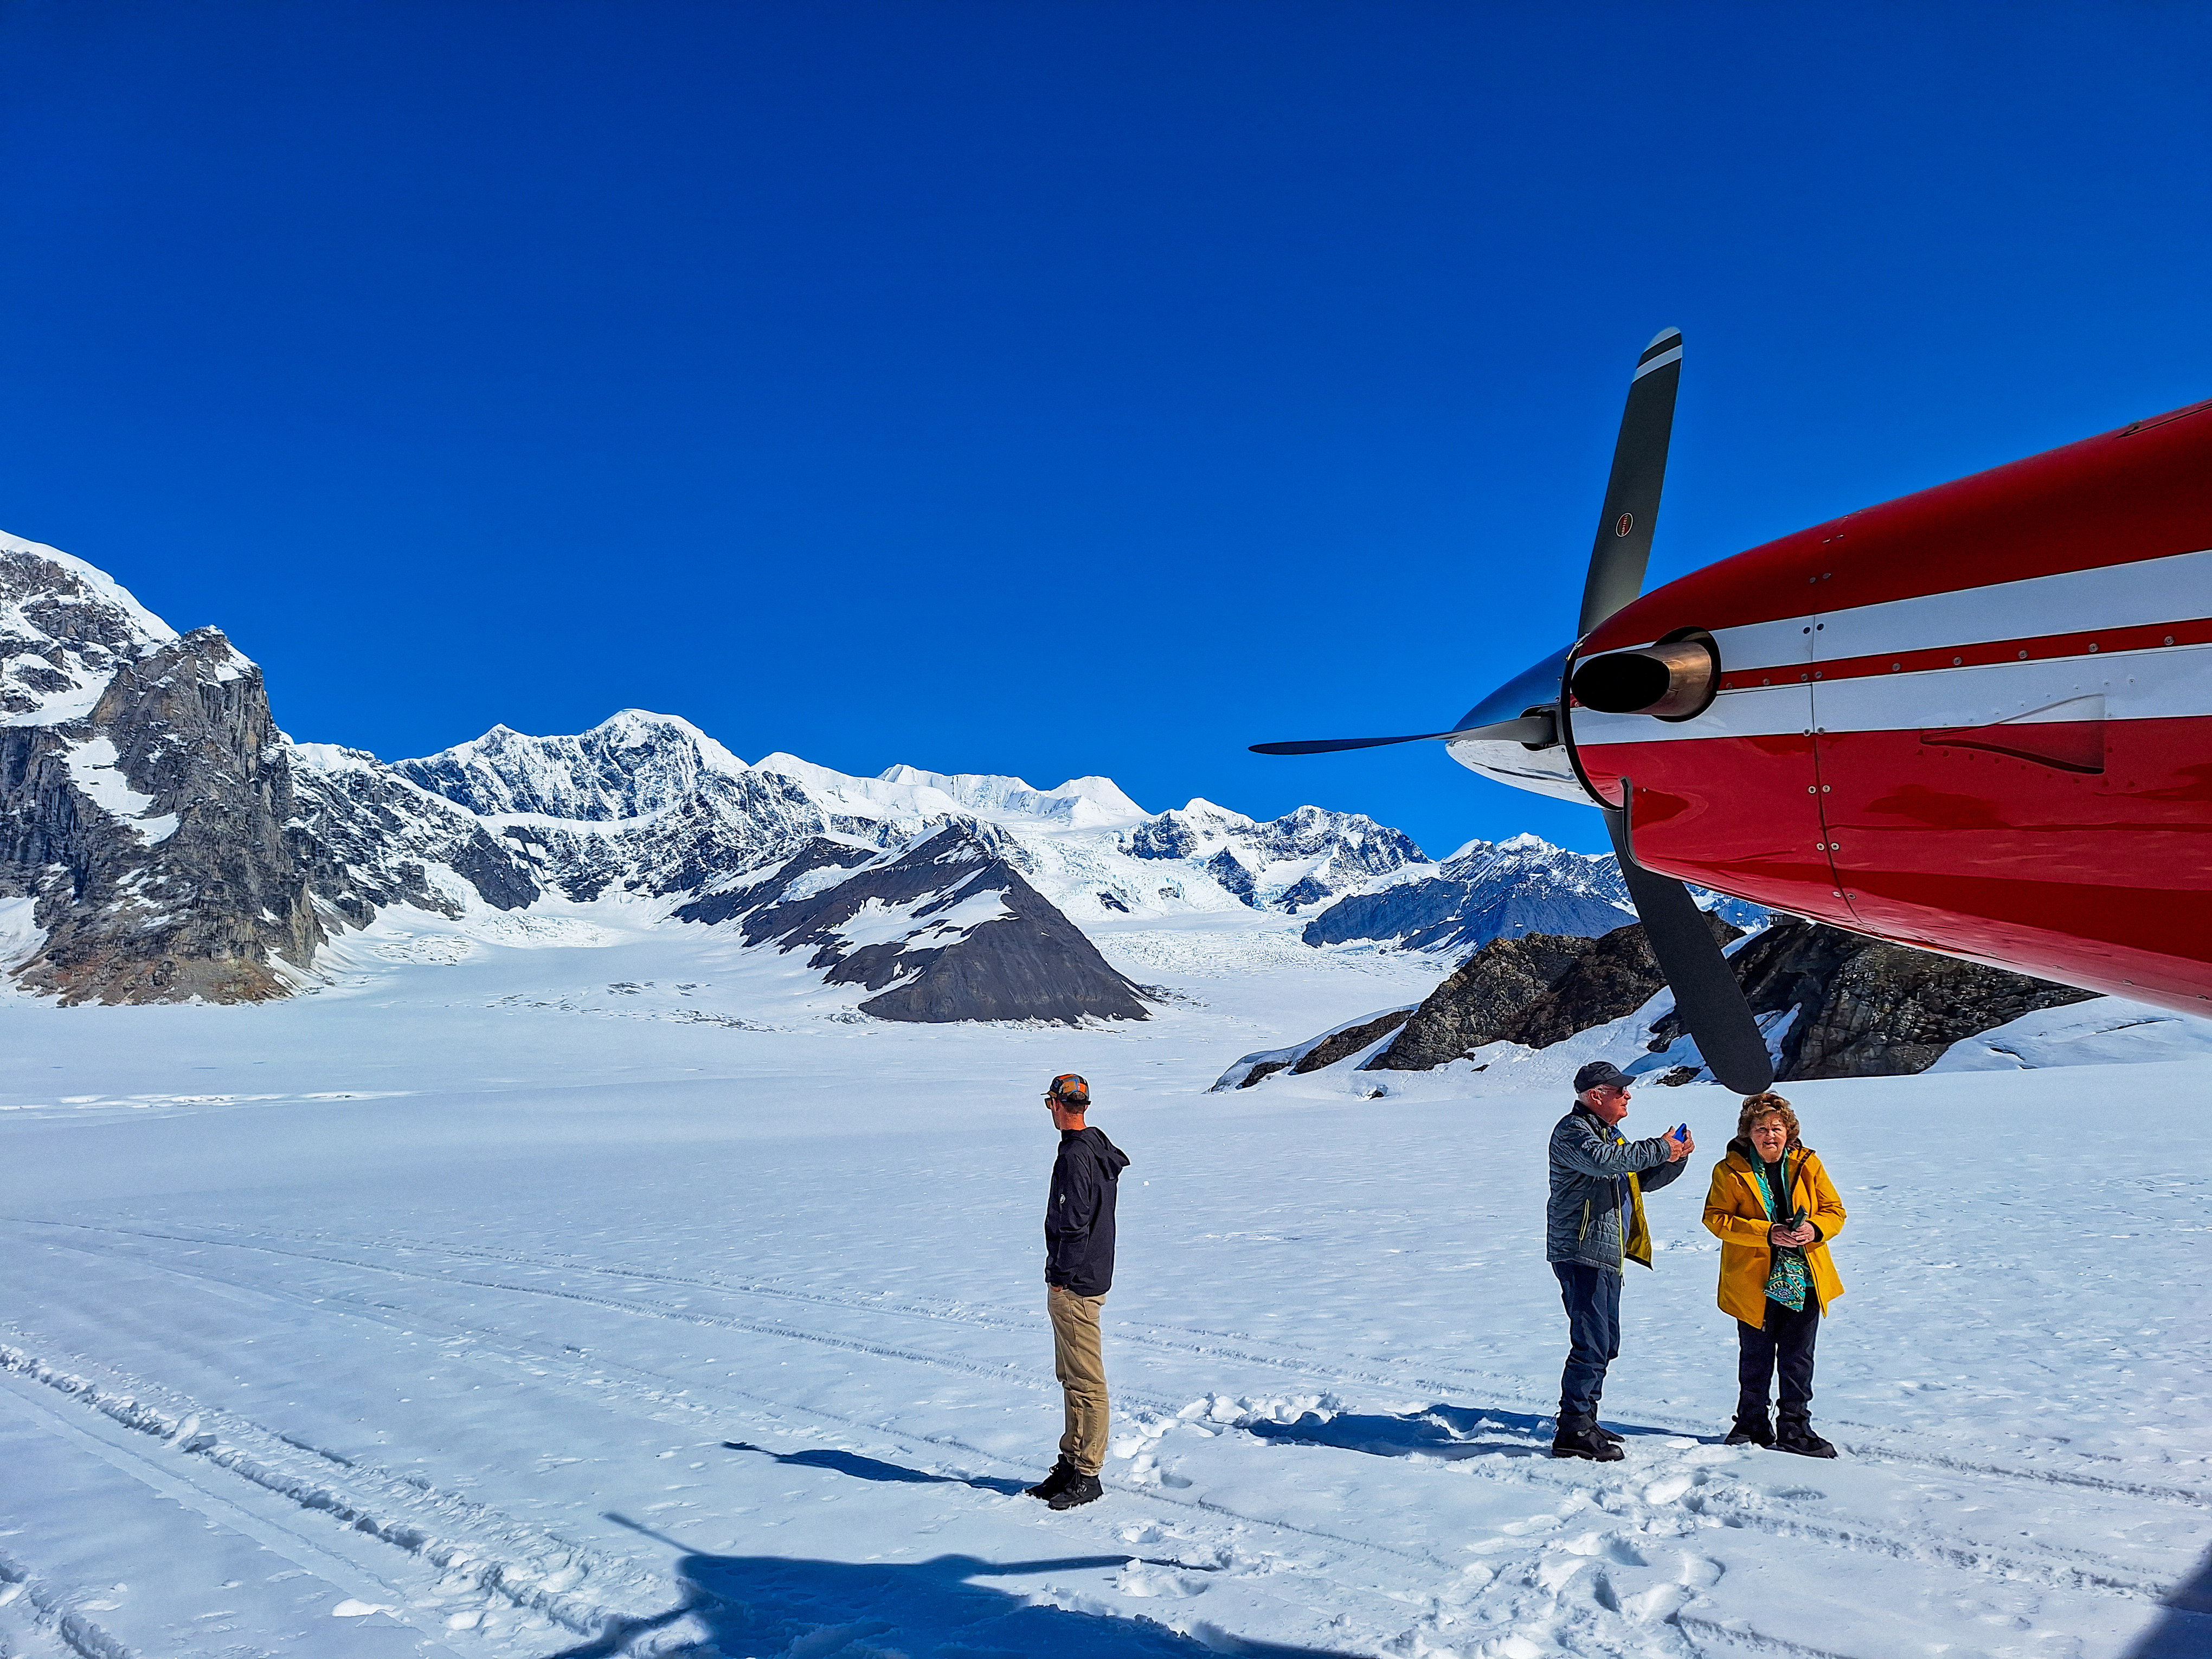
[1553,1262,1622,1427]
[1737,1295,1820,1419]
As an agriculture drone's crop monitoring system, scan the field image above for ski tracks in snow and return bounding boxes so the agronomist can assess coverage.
[3,1214,2204,1658]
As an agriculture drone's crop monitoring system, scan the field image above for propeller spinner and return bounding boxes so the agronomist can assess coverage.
[1251,328,1775,1094]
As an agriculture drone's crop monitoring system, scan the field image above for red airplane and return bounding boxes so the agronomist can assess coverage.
[1257,330,2212,1093]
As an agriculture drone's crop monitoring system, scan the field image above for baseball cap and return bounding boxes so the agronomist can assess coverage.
[1572,1060,1636,1093]
[1045,1073,1090,1107]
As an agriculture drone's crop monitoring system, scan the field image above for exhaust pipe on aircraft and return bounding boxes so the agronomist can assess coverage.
[1569,639,1718,720]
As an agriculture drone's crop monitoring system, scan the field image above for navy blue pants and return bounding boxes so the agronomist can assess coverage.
[1553,1262,1622,1428]
[1738,1295,1821,1419]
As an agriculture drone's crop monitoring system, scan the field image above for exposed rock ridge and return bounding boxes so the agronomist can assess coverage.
[1251,914,2101,1086]
[1365,916,1740,1072]
[1647,918,2097,1080]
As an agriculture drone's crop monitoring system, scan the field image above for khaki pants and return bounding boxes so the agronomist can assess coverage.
[1047,1286,1109,1475]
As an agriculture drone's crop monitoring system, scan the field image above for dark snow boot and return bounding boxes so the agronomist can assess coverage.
[1774,1416,1837,1458]
[1047,1471,1104,1510]
[1551,1423,1624,1462]
[1025,1458,1077,1501]
[1724,1412,1775,1447]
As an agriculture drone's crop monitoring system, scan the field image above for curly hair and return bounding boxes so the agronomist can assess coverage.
[1736,1091,1802,1148]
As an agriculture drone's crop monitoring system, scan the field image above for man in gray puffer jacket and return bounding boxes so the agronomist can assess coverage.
[1546,1060,1694,1461]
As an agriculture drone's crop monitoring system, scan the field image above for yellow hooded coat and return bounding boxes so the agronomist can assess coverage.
[1701,1145,1848,1326]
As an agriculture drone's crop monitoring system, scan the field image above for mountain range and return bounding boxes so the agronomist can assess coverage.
[1,533,1699,1019]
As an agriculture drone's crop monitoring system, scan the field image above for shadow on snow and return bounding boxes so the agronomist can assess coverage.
[1242,1401,1684,1461]
[723,1440,1030,1495]
[2125,1540,2212,1658]
[542,1515,1351,1659]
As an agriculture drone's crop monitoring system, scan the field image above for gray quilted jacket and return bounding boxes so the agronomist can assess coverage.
[1546,1104,1688,1274]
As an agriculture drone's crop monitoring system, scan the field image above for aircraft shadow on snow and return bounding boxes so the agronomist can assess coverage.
[543,1515,1353,1659]
[2125,1542,2212,1659]
[1242,1401,1679,1460]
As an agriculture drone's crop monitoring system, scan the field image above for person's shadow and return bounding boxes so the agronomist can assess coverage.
[723,1440,1031,1494]
[1242,1401,1674,1460]
[541,1518,1351,1659]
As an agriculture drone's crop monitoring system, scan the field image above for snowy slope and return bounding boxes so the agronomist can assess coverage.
[0,925,2205,1659]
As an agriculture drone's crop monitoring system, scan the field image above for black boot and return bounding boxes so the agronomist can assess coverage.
[1724,1410,1774,1447]
[1551,1421,1624,1462]
[1047,1471,1104,1509]
[1774,1415,1837,1458]
[1025,1457,1077,1500]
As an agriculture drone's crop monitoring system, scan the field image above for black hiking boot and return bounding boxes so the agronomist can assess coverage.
[1025,1458,1077,1501]
[1551,1423,1624,1462]
[1774,1416,1837,1458]
[1047,1471,1104,1510]
[1724,1412,1775,1447]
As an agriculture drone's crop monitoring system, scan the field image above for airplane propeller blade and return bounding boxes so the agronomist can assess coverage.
[1248,329,1771,1096]
[1577,327,1683,638]
[1250,712,1554,757]
[1603,789,1774,1095]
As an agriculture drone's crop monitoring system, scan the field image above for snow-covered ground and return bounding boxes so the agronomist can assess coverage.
[1,911,2206,1659]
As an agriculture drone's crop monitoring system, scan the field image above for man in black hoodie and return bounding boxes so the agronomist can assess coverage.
[1026,1072,1129,1512]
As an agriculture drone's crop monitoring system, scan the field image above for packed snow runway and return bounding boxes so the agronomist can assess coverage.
[1,918,2206,1658]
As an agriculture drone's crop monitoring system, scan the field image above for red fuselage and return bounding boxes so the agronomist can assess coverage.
[1551,400,2211,1013]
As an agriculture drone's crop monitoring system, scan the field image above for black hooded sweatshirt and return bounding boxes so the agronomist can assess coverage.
[1045,1126,1130,1297]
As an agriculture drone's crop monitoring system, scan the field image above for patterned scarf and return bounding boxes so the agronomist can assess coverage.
[1751,1155,1810,1313]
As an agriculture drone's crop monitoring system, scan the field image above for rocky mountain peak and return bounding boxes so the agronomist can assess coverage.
[1,534,180,726]
[395,709,747,820]
[1127,798,1425,911]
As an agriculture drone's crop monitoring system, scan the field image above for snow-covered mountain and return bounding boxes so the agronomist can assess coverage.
[384,710,1430,934]
[1126,799,1424,911]
[1301,834,1636,954]
[1300,832,1767,960]
[0,534,1764,1020]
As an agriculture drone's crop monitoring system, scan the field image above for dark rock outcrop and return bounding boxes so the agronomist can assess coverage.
[1366,916,1740,1071]
[740,824,1150,1024]
[1647,918,2096,1080]
[1,627,325,1004]
[1284,913,2096,1085]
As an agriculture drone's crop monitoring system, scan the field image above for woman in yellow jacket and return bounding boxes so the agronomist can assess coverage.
[1702,1091,1847,1457]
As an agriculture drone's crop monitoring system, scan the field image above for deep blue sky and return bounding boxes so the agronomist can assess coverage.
[3,3,2207,856]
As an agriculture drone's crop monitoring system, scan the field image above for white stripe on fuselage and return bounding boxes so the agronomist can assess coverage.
[1611,545,2212,672]
[1576,545,2212,747]
[1816,545,2212,663]
[1575,640,2212,746]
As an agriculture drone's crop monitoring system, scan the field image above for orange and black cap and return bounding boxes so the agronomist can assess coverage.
[1045,1073,1090,1107]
